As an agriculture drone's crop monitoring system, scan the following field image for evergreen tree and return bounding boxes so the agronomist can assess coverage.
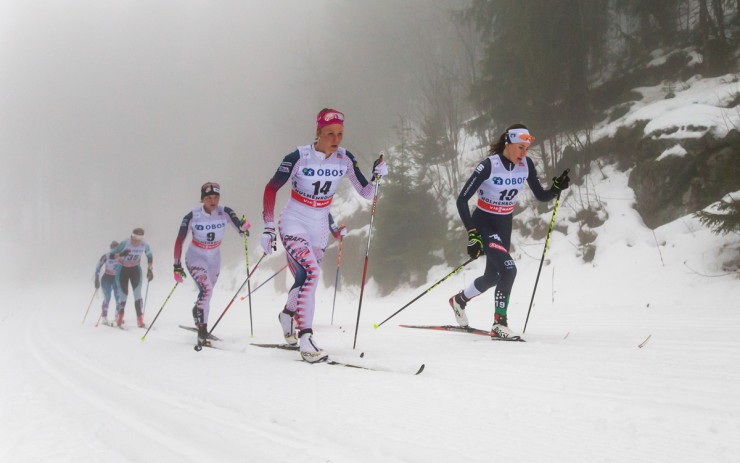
[695,196,740,236]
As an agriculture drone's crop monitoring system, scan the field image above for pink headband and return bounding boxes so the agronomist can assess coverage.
[316,109,345,131]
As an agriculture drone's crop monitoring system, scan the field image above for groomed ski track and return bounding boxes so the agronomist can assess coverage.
[1,283,739,462]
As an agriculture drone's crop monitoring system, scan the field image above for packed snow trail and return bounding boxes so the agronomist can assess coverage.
[1,279,739,462]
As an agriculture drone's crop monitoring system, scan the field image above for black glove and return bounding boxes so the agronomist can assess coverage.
[552,169,570,193]
[147,268,154,282]
[94,278,100,289]
[466,229,483,259]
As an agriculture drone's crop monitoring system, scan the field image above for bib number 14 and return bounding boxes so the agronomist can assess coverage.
[311,181,332,195]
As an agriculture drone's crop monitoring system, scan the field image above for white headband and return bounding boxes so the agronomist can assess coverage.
[505,128,535,145]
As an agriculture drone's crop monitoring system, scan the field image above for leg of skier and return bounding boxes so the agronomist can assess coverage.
[282,232,327,363]
[130,266,145,328]
[187,257,216,346]
[116,267,131,327]
[100,275,114,325]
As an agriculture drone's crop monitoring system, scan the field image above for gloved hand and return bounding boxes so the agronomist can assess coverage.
[552,169,570,193]
[330,223,347,240]
[261,223,277,255]
[371,154,388,181]
[147,268,154,282]
[467,229,483,259]
[94,278,100,289]
[173,263,186,283]
[241,216,251,237]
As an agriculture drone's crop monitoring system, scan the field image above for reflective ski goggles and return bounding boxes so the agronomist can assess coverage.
[201,182,221,199]
[505,129,535,145]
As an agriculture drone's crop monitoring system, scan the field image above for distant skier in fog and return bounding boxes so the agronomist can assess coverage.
[111,228,154,328]
[94,240,122,326]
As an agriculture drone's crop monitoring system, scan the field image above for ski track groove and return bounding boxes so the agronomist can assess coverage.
[24,310,364,463]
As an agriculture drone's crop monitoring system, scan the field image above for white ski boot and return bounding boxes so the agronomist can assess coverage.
[278,310,298,346]
[448,291,469,328]
[299,332,328,363]
[490,314,522,341]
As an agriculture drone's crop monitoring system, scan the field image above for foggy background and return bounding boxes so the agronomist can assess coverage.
[0,1,466,288]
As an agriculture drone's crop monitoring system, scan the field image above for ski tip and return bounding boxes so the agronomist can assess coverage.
[415,364,425,375]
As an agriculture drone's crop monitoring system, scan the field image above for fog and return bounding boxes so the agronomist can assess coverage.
[0,1,466,288]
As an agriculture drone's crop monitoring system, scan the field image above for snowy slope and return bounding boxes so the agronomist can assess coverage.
[2,163,739,463]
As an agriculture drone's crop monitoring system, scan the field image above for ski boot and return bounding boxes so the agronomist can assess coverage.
[490,314,522,341]
[137,315,146,328]
[299,330,328,363]
[278,309,298,346]
[116,311,125,327]
[448,291,469,328]
[197,323,211,348]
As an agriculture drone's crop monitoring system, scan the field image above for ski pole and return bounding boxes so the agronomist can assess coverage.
[374,258,475,329]
[239,264,288,301]
[81,287,99,324]
[208,253,265,338]
[330,234,344,325]
[143,279,150,313]
[94,311,103,328]
[523,170,568,333]
[242,216,255,337]
[140,282,179,341]
[353,175,382,349]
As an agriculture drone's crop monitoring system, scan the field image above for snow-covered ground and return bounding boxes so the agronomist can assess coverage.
[2,163,738,463]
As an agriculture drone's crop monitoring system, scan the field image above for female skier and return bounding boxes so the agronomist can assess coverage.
[94,240,122,326]
[112,228,154,328]
[173,182,250,347]
[261,108,387,363]
[449,124,569,341]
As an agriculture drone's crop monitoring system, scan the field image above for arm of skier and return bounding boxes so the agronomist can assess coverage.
[145,244,153,269]
[525,158,558,201]
[174,212,192,267]
[343,151,374,200]
[456,158,491,231]
[224,206,249,236]
[94,254,105,287]
[262,150,299,224]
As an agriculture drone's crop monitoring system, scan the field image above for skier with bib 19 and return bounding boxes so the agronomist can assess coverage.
[173,182,250,347]
[261,108,387,363]
[449,124,569,341]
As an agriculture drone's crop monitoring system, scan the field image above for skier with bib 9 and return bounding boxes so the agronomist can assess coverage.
[173,182,250,347]
[450,124,569,341]
[261,108,387,363]
[94,240,122,326]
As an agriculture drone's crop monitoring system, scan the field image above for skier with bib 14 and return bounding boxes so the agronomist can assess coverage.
[449,124,569,341]
[261,108,387,363]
